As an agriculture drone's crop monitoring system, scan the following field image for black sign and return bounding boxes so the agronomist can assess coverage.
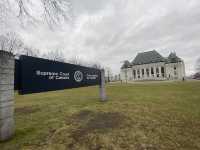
[18,55,101,94]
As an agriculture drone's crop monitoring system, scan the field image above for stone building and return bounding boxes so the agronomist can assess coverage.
[120,50,185,81]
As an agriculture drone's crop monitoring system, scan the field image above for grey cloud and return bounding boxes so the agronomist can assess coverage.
[2,0,200,75]
[75,0,200,74]
[72,0,112,14]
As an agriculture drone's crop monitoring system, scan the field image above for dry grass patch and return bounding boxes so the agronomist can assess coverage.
[1,81,200,150]
[48,110,128,149]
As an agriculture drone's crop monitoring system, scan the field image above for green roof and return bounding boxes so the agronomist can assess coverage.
[121,50,183,69]
[132,50,165,65]
[166,52,182,63]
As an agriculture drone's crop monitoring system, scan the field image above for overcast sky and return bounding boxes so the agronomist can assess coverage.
[2,0,200,75]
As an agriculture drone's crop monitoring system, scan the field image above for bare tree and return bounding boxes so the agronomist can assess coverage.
[41,0,73,29]
[0,32,42,57]
[0,0,10,29]
[68,56,84,65]
[42,50,65,62]
[0,35,7,50]
[22,46,40,57]
[0,32,24,54]
[17,0,38,27]
[1,0,73,29]
[91,63,102,69]
[67,57,103,69]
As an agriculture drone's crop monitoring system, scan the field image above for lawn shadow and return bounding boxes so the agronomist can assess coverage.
[71,110,125,139]
[63,110,128,149]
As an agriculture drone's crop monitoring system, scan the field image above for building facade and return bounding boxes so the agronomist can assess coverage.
[120,50,185,81]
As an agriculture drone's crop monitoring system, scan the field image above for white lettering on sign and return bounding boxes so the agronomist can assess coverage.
[86,74,98,80]
[36,70,70,80]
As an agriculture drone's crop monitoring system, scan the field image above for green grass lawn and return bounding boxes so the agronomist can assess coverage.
[1,81,200,150]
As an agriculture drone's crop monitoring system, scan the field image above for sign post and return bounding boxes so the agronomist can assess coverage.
[100,69,107,101]
[0,54,107,141]
[0,50,15,141]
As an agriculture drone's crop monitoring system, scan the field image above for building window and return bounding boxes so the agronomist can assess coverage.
[174,66,177,76]
[146,68,149,77]
[174,66,176,70]
[161,67,165,77]
[142,69,144,77]
[156,68,159,73]
[156,68,159,77]
[133,70,136,79]
[137,69,140,78]
[151,67,154,77]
